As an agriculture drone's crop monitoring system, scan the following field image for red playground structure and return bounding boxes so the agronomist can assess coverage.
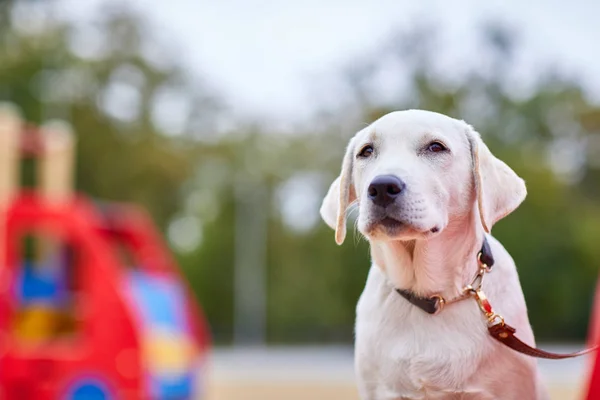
[0,105,210,399]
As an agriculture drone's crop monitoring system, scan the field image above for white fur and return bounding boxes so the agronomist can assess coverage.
[321,110,549,399]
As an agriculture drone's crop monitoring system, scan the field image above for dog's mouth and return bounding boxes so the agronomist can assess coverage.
[365,216,440,240]
[379,217,403,229]
[366,216,405,236]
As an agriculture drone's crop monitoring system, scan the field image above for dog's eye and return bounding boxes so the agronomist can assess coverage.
[357,145,374,158]
[427,141,447,153]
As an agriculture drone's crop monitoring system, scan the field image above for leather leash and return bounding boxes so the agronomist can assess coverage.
[396,238,596,360]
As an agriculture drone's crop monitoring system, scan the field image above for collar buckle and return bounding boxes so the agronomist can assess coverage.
[430,294,446,315]
[477,251,492,272]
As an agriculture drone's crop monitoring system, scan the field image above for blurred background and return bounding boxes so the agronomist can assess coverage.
[1,0,600,398]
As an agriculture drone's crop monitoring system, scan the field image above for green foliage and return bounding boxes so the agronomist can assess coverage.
[2,4,599,344]
[0,3,218,228]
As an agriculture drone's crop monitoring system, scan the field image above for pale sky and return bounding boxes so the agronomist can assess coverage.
[60,0,600,123]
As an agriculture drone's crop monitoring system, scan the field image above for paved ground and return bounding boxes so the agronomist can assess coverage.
[204,345,591,400]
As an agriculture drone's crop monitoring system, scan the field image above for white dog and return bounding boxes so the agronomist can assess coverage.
[320,110,550,399]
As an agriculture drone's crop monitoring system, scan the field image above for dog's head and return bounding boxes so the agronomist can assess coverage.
[321,110,526,244]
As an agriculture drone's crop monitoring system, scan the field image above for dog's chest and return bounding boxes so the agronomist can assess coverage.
[355,270,493,398]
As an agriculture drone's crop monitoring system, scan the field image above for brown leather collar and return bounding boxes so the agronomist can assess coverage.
[395,236,596,360]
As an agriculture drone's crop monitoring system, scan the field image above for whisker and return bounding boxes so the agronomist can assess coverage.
[353,220,362,245]
[353,215,368,245]
[342,201,366,245]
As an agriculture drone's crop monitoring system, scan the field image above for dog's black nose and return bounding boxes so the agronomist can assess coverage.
[368,175,405,207]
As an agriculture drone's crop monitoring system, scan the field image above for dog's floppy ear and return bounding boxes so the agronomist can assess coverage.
[467,126,527,233]
[320,137,357,245]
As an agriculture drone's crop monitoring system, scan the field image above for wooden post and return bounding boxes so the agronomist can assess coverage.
[36,121,75,267]
[0,103,21,207]
[38,120,75,204]
[0,103,21,265]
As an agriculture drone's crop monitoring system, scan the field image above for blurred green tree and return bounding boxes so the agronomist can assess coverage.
[0,1,221,227]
